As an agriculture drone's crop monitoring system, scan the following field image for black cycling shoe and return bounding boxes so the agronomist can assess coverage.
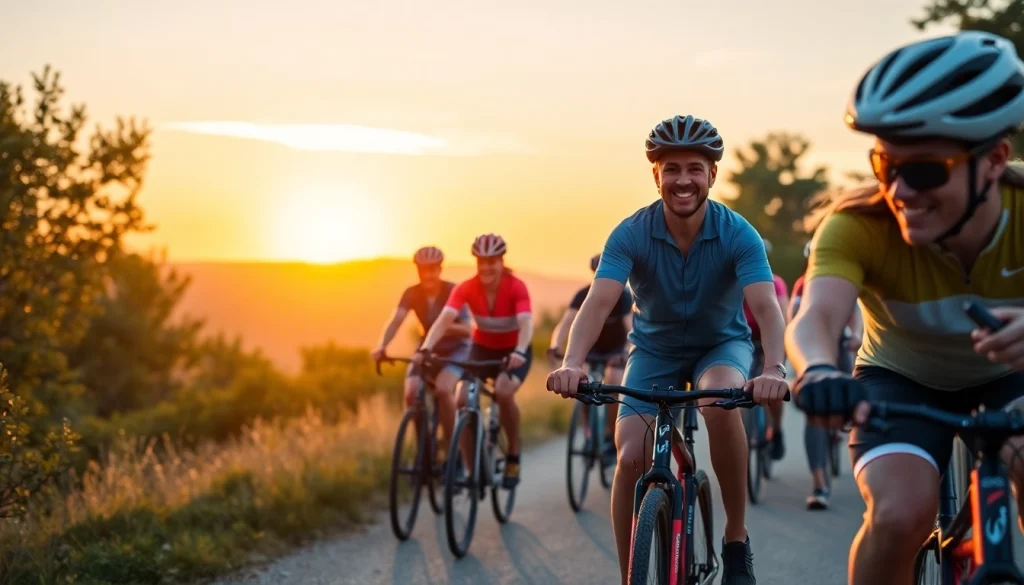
[770,429,785,461]
[721,536,756,585]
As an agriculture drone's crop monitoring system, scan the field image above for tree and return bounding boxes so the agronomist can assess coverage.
[0,365,78,518]
[913,0,1024,153]
[0,66,150,424]
[723,132,829,283]
[67,251,205,417]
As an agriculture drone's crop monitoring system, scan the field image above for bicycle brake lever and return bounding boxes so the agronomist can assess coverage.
[575,394,601,405]
[712,399,745,410]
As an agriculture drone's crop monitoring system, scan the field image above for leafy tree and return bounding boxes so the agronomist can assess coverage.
[913,0,1024,153]
[67,251,204,417]
[0,365,78,518]
[0,66,151,423]
[723,132,829,283]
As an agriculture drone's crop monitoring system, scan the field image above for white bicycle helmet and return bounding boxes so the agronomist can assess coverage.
[846,31,1024,144]
[413,246,444,265]
[471,233,507,258]
[645,115,725,163]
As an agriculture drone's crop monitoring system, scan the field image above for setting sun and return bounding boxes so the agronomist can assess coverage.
[271,188,387,264]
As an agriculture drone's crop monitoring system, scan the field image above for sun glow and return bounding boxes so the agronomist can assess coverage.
[271,188,388,264]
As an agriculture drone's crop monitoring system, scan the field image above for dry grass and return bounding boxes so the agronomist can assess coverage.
[0,371,570,585]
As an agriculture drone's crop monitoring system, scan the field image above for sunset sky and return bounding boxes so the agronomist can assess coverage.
[3,0,955,280]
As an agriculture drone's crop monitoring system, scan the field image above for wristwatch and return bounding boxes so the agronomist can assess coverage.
[768,363,787,378]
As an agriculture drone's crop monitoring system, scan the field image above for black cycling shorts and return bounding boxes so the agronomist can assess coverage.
[849,365,1024,477]
[463,344,533,385]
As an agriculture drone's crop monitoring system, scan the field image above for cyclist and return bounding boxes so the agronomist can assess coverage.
[371,246,471,449]
[741,238,790,461]
[547,114,790,585]
[549,253,634,466]
[787,30,1024,585]
[414,233,534,489]
[789,239,863,510]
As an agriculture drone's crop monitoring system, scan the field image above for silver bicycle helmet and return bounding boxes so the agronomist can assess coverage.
[645,115,725,163]
[846,31,1024,144]
[471,233,507,258]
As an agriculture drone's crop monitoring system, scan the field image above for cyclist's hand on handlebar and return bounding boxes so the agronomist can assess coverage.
[411,349,427,365]
[546,365,588,398]
[972,306,1024,372]
[506,350,527,370]
[371,347,387,362]
[794,364,868,429]
[744,372,789,408]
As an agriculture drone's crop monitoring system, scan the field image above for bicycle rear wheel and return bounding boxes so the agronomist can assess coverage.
[688,470,718,585]
[427,406,445,514]
[565,401,593,512]
[389,408,425,541]
[491,422,517,523]
[829,430,842,478]
[628,487,671,585]
[444,410,482,558]
[597,405,614,489]
[742,408,764,504]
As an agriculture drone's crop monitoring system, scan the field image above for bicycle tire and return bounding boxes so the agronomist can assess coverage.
[565,401,592,512]
[912,539,943,584]
[689,469,718,585]
[389,408,425,541]
[597,405,614,489]
[444,410,482,558]
[426,406,445,514]
[627,487,671,585]
[743,409,763,504]
[491,423,517,523]
[829,431,841,478]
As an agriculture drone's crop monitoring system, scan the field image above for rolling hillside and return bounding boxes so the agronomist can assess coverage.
[171,259,586,372]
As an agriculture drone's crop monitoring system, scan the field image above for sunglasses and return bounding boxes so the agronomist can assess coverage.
[868,141,991,192]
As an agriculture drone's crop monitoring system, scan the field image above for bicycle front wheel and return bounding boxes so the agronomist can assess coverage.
[427,406,445,514]
[491,421,517,523]
[565,401,593,512]
[742,408,763,504]
[389,408,425,541]
[444,410,482,558]
[688,470,718,585]
[628,487,671,585]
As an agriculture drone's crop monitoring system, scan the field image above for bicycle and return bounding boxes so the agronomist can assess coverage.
[572,380,790,585]
[863,402,1024,584]
[430,354,518,558]
[740,401,773,504]
[550,349,624,512]
[375,356,447,541]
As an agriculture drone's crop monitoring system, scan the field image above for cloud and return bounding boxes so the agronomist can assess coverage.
[159,121,534,156]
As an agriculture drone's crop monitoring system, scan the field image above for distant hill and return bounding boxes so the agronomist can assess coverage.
[170,259,585,373]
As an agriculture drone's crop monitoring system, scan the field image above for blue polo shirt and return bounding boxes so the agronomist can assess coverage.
[595,199,772,357]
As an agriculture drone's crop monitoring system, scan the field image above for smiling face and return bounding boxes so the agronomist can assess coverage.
[873,138,1008,245]
[475,255,504,286]
[652,151,717,219]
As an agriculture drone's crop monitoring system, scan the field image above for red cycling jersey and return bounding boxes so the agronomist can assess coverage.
[444,271,532,351]
[742,274,788,341]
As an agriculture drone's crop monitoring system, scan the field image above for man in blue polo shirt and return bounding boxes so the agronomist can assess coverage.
[547,115,789,585]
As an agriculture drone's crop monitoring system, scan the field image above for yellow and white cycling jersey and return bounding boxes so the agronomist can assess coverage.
[808,184,1024,391]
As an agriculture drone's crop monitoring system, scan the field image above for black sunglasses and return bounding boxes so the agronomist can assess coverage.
[868,141,992,192]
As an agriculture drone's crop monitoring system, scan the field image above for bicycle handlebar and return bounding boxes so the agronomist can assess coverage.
[865,401,1024,436]
[573,381,790,409]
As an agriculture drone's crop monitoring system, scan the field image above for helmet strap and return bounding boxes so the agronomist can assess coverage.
[935,157,993,244]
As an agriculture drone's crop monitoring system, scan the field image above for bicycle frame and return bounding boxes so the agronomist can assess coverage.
[459,376,502,489]
[627,391,703,585]
[932,439,1023,585]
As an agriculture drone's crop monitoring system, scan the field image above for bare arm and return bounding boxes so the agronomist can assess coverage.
[743,281,788,374]
[550,309,578,351]
[563,278,624,368]
[785,276,860,375]
[376,307,409,349]
[515,313,534,354]
[776,290,791,324]
[419,308,458,352]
